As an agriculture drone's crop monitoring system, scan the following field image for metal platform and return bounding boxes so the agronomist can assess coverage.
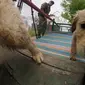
[34,33,85,62]
[0,46,85,85]
[0,33,85,85]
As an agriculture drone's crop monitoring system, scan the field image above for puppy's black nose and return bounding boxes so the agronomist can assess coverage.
[81,24,85,29]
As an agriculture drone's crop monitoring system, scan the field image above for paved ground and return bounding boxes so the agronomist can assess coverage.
[0,33,85,85]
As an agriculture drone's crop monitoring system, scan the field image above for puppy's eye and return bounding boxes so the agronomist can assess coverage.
[81,24,85,29]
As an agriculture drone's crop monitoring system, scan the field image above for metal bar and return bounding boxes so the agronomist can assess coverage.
[57,23,71,26]
[22,0,59,27]
[17,0,23,12]
[30,0,38,38]
[52,19,55,31]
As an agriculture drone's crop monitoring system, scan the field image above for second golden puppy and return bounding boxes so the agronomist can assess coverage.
[70,10,85,60]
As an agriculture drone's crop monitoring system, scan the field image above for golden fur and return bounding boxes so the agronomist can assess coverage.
[70,10,85,60]
[0,0,43,63]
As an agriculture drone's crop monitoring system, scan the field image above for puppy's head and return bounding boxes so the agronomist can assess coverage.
[71,10,85,33]
[72,10,85,56]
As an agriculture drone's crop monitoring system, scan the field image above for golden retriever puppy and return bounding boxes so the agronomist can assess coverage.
[0,0,43,63]
[70,10,85,61]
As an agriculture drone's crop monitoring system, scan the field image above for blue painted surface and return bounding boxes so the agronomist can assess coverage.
[35,33,85,62]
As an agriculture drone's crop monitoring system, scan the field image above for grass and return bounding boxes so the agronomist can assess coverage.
[28,29,36,37]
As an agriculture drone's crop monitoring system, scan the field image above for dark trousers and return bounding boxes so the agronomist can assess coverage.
[38,16,47,37]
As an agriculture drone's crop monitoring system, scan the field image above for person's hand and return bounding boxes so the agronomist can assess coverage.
[49,14,55,17]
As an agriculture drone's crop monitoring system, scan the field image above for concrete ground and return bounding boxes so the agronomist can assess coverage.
[0,46,85,85]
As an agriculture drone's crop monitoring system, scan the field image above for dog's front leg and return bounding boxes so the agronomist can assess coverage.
[26,37,43,64]
[70,34,76,61]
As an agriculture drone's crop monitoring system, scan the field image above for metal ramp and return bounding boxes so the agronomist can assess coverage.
[0,0,84,84]
[34,33,85,62]
[0,33,85,85]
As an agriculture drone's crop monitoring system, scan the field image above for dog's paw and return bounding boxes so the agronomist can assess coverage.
[70,56,76,61]
[32,52,43,64]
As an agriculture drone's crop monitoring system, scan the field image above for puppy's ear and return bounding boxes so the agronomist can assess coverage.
[71,14,78,33]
